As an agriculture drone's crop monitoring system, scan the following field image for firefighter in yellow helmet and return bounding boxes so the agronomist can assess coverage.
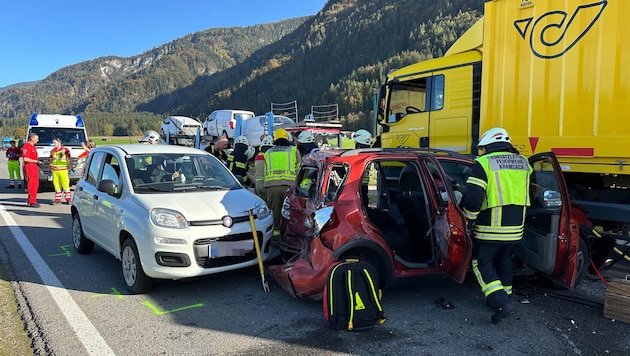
[460,127,532,324]
[263,128,301,244]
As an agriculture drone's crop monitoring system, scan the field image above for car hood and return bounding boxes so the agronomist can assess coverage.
[131,188,262,220]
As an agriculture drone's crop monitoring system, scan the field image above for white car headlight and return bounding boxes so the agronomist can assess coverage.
[151,208,188,229]
[253,200,270,220]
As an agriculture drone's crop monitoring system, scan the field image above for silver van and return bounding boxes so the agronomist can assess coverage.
[203,109,255,140]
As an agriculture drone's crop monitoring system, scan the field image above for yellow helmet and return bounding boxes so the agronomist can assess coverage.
[273,128,289,141]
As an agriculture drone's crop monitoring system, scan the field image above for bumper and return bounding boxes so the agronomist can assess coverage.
[139,214,274,280]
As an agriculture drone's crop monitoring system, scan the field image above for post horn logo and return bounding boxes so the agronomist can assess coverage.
[514,0,607,59]
[396,134,409,146]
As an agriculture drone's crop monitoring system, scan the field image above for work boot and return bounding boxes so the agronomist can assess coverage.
[492,302,514,324]
[6,184,14,188]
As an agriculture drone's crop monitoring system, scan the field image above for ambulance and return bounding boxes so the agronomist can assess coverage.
[25,113,89,184]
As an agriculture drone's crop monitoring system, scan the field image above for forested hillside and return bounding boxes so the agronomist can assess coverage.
[0,0,483,137]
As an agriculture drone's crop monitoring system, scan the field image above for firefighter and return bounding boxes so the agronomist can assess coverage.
[138,130,161,144]
[254,135,274,203]
[204,136,229,164]
[49,137,73,205]
[296,130,319,157]
[460,127,533,324]
[227,136,254,186]
[352,129,373,148]
[264,128,301,243]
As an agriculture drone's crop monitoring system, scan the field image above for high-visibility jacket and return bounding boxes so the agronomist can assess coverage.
[50,147,71,171]
[462,151,532,241]
[264,145,298,187]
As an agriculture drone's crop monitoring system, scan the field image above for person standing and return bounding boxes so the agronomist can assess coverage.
[264,128,301,243]
[460,127,532,324]
[226,136,255,186]
[204,136,229,164]
[254,135,274,204]
[49,137,72,205]
[5,140,22,188]
[296,130,320,157]
[21,133,40,207]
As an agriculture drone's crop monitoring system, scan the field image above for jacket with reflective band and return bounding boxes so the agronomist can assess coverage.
[263,145,298,187]
[50,147,71,171]
[462,151,532,241]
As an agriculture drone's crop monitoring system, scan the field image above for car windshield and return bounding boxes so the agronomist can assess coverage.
[126,153,241,192]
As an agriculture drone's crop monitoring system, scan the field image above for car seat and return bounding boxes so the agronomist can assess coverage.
[396,171,432,262]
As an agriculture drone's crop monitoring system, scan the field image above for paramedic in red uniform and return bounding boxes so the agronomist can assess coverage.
[22,133,41,207]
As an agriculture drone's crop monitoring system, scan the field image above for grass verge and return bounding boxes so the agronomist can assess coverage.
[0,259,32,355]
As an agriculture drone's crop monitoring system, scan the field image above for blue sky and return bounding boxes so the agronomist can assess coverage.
[0,0,328,87]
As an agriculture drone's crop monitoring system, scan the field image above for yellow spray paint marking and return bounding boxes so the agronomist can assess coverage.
[90,288,124,300]
[49,245,74,257]
[142,301,204,315]
[354,292,365,311]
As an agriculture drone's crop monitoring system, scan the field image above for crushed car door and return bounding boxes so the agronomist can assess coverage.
[518,152,578,288]
[418,154,471,283]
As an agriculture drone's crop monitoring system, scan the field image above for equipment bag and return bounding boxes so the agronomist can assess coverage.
[323,260,386,330]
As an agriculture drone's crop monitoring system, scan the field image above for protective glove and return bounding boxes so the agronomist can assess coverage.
[466,220,476,235]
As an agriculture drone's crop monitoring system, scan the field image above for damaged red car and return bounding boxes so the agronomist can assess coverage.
[267,149,587,300]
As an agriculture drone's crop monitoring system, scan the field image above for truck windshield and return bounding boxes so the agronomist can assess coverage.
[30,128,87,147]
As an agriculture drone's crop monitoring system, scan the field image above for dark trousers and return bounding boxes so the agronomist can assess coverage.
[472,240,518,309]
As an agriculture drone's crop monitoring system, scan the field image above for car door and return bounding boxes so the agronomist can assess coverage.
[91,153,125,255]
[518,152,579,288]
[418,154,471,282]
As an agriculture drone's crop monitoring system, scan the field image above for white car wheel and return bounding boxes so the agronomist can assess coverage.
[121,239,154,294]
[72,213,94,254]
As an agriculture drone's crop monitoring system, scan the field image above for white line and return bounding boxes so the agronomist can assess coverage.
[0,205,115,355]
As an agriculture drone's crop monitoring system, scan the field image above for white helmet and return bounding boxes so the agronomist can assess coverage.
[139,130,161,144]
[245,145,256,160]
[261,135,274,147]
[297,130,315,144]
[235,135,249,146]
[478,127,511,147]
[352,129,372,146]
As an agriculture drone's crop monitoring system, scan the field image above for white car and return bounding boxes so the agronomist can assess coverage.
[160,116,202,145]
[71,144,274,293]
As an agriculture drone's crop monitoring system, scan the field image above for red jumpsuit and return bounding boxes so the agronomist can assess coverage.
[21,141,39,205]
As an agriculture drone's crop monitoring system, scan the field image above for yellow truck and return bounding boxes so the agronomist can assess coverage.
[375,0,630,234]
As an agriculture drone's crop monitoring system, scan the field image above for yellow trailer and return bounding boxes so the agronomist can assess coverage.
[376,0,630,232]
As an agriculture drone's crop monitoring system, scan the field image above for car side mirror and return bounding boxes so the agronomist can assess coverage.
[97,179,117,196]
[543,190,562,207]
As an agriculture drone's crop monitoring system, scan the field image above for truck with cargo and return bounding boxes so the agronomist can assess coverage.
[25,113,89,185]
[375,0,629,240]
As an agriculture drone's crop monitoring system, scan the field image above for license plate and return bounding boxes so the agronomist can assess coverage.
[208,240,253,258]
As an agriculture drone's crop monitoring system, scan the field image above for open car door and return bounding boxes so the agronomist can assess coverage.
[419,154,471,283]
[517,152,579,288]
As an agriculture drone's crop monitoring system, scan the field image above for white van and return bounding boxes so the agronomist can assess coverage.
[160,116,202,145]
[242,114,297,146]
[25,113,89,184]
[203,110,255,140]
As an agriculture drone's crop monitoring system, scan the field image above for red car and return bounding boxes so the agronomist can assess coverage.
[267,149,589,300]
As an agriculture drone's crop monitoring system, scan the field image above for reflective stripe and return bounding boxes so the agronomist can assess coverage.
[466,176,487,189]
[504,285,513,295]
[472,259,505,297]
[264,146,298,182]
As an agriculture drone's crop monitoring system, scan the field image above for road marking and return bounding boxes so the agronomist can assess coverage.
[0,206,115,355]
[142,301,204,315]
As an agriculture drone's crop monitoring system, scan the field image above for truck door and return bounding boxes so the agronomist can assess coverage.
[518,152,579,289]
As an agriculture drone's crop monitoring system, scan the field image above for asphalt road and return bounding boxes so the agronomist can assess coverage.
[0,154,629,355]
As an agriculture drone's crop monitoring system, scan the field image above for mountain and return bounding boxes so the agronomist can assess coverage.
[0,0,483,137]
